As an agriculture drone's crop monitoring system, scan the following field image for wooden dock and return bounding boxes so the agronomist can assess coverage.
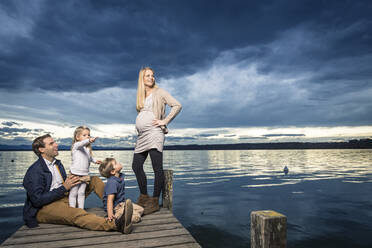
[0,207,201,248]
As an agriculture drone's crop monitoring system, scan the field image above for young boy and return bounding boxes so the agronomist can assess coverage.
[99,158,144,225]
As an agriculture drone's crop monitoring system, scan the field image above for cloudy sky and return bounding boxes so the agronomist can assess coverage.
[1,0,372,147]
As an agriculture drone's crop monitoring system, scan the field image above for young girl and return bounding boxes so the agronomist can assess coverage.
[69,126,101,209]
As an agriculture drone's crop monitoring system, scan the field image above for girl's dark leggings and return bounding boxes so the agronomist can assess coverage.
[132,149,164,198]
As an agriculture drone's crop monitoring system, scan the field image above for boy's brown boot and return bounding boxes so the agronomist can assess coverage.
[115,199,133,234]
[136,194,150,208]
[123,199,133,234]
[144,197,160,215]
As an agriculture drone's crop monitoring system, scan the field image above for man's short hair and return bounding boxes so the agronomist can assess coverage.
[99,158,115,178]
[32,134,52,157]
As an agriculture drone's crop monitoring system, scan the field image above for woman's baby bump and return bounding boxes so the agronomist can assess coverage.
[135,111,156,133]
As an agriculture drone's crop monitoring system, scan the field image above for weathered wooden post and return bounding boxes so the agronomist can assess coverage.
[251,210,287,248]
[162,169,173,212]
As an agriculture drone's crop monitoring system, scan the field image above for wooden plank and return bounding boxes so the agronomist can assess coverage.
[15,212,174,230]
[1,207,200,248]
[18,224,79,231]
[13,221,183,237]
[77,235,199,248]
[134,217,180,226]
[2,229,191,248]
[17,210,172,231]
[131,222,184,233]
[4,217,183,245]
[161,243,202,248]
[141,213,173,220]
[12,226,86,237]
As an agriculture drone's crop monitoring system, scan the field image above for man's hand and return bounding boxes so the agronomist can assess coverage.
[63,175,81,190]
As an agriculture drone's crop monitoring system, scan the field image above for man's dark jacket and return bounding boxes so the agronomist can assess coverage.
[23,157,67,228]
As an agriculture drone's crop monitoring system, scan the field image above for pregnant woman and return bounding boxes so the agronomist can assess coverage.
[132,67,182,214]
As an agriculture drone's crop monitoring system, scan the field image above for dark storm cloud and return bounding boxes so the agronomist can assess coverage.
[1,121,20,127]
[0,126,46,139]
[1,0,372,131]
[1,0,371,92]
[0,127,32,134]
[239,136,268,140]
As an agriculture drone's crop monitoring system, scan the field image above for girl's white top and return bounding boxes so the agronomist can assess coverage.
[70,139,96,176]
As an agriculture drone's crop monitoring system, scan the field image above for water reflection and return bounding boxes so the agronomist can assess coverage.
[170,149,372,188]
[1,149,372,200]
[0,149,372,247]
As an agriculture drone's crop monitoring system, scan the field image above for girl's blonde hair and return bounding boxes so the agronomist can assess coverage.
[136,67,158,112]
[71,126,92,155]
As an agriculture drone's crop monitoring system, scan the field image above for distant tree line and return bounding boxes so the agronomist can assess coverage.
[163,138,372,150]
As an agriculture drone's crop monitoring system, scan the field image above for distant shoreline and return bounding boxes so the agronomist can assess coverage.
[1,139,371,151]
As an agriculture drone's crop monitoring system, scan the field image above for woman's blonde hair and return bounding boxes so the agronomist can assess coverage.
[71,126,92,155]
[136,67,158,112]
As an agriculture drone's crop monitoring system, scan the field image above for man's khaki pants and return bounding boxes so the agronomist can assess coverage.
[36,176,116,231]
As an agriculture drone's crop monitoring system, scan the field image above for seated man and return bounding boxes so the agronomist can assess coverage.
[23,134,133,234]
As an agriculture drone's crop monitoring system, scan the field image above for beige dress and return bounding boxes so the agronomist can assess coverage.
[134,94,165,153]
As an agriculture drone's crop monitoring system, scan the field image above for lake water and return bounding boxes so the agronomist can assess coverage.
[0,149,372,247]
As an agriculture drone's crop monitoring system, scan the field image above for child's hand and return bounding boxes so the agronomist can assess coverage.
[95,160,102,165]
[89,137,97,143]
[106,214,116,222]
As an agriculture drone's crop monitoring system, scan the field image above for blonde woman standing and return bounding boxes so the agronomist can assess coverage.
[132,67,182,214]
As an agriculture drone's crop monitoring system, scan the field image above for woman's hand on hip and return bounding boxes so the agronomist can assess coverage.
[152,119,166,127]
